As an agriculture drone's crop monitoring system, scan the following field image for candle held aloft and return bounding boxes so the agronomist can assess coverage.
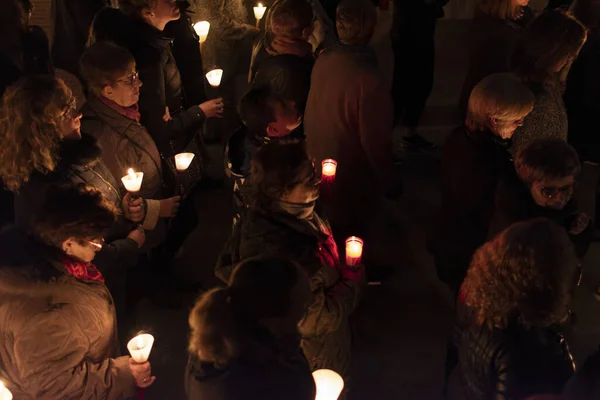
[0,381,12,400]
[206,69,223,87]
[345,236,364,267]
[313,369,344,400]
[254,3,267,20]
[321,159,337,178]
[127,334,154,363]
[121,168,144,193]
[193,21,210,43]
[175,152,195,171]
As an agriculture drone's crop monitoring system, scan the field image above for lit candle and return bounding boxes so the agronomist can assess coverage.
[127,334,155,363]
[345,236,364,267]
[205,68,223,87]
[254,3,267,21]
[193,21,210,43]
[121,168,144,193]
[321,159,337,178]
[313,369,344,400]
[175,152,195,172]
[0,381,12,400]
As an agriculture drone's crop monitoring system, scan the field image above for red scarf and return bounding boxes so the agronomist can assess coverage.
[58,253,105,283]
[99,96,141,123]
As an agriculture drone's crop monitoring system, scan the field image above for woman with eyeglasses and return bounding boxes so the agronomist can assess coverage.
[216,140,363,382]
[489,138,593,258]
[0,184,155,398]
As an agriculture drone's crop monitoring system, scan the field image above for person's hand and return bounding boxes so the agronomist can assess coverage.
[129,359,156,388]
[122,193,144,222]
[127,226,146,248]
[163,106,172,122]
[569,212,590,235]
[199,98,224,119]
[341,264,365,283]
[159,196,181,218]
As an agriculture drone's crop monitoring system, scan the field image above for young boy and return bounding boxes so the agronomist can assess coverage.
[227,87,302,227]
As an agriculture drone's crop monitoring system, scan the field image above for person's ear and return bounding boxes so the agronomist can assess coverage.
[102,85,113,100]
[61,238,76,256]
[490,117,499,130]
[141,7,154,19]
[266,123,277,137]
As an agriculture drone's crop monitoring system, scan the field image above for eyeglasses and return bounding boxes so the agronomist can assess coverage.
[86,238,105,250]
[58,99,77,120]
[117,71,139,86]
[539,182,578,199]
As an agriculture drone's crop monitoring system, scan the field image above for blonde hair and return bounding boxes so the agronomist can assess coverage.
[0,76,73,191]
[465,73,535,132]
[478,0,522,20]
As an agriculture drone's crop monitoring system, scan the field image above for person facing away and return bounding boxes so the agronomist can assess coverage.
[458,218,579,399]
[216,141,364,379]
[0,184,155,398]
[227,87,303,228]
[185,256,316,400]
[304,0,395,242]
[433,73,535,297]
[489,138,593,258]
[458,0,534,117]
[510,9,587,153]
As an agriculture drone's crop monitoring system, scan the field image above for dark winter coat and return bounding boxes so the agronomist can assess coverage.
[216,206,362,376]
[459,7,532,115]
[184,332,316,400]
[91,8,205,155]
[564,345,600,400]
[459,322,575,400]
[304,44,394,230]
[565,33,600,163]
[489,170,593,258]
[51,0,109,76]
[432,127,513,291]
[13,134,140,271]
[0,228,136,399]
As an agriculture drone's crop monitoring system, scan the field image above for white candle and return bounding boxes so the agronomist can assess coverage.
[254,3,267,20]
[313,369,344,400]
[175,152,195,172]
[193,21,210,43]
[321,159,337,178]
[0,381,12,400]
[345,236,364,267]
[205,69,223,87]
[121,168,144,193]
[127,334,154,363]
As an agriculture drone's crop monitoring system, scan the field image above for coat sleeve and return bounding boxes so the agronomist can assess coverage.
[93,238,140,273]
[13,310,136,399]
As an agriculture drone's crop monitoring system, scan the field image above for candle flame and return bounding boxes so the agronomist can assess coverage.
[136,335,144,349]
[258,2,263,6]
[127,168,135,178]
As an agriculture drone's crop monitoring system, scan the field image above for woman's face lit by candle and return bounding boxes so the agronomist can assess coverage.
[58,98,82,140]
[61,237,104,263]
[103,68,142,108]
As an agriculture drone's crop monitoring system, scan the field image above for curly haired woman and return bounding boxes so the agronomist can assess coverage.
[458,218,580,399]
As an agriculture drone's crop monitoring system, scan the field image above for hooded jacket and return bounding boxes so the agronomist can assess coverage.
[0,228,136,399]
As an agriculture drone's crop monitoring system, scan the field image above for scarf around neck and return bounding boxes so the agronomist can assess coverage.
[57,252,105,283]
[99,95,141,123]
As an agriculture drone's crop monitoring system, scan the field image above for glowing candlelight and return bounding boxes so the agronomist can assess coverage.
[321,159,337,178]
[0,381,12,400]
[127,334,154,363]
[121,168,144,193]
[254,3,267,20]
[206,69,223,87]
[175,152,195,172]
[345,236,363,267]
[313,369,344,400]
[193,21,210,43]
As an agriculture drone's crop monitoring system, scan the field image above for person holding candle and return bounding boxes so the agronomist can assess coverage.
[217,141,364,381]
[186,256,316,399]
[0,184,154,398]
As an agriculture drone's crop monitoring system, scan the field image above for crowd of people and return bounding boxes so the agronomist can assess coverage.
[1,0,600,398]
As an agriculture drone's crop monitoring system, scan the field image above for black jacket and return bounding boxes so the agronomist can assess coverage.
[564,345,600,400]
[459,322,575,399]
[91,8,205,155]
[184,332,315,400]
[51,0,108,76]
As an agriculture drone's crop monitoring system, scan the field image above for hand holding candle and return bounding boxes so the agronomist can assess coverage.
[0,381,12,400]
[193,21,210,43]
[313,369,344,400]
[121,168,144,194]
[127,333,154,363]
[206,69,223,88]
[254,3,267,27]
[345,236,364,267]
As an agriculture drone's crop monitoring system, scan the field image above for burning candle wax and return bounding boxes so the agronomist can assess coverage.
[321,159,337,178]
[0,381,12,400]
[193,21,210,43]
[313,369,344,400]
[205,69,223,87]
[121,168,144,193]
[254,3,267,20]
[127,334,154,363]
[345,236,364,267]
[175,152,195,171]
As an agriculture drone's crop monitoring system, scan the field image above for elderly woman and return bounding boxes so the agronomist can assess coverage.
[489,138,593,257]
[510,10,587,153]
[186,256,315,399]
[432,73,535,296]
[459,218,579,399]
[459,0,534,116]
[216,141,363,379]
[0,184,154,398]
